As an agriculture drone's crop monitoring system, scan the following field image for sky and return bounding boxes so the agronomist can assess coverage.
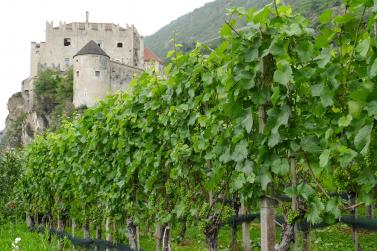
[0,0,215,129]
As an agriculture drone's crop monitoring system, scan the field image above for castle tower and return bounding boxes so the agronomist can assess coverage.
[73,40,111,108]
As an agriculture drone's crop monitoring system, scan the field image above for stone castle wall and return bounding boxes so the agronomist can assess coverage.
[109,60,142,93]
[30,21,144,77]
[73,54,142,108]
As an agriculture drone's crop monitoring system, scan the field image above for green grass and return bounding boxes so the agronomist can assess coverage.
[1,221,377,250]
[311,225,377,251]
[139,223,269,250]
[0,221,60,251]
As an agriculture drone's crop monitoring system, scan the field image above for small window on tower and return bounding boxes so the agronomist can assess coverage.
[64,38,71,46]
[95,71,100,77]
[97,41,103,48]
[64,58,70,66]
[76,71,79,77]
[117,42,123,48]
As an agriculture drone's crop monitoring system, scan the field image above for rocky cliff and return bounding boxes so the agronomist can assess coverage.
[2,78,46,148]
[2,70,73,148]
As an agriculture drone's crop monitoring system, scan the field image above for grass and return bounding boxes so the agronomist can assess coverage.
[1,221,377,250]
[0,221,60,251]
[311,225,377,251]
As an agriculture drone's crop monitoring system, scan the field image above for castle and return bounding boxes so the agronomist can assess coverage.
[4,13,162,146]
[28,12,161,108]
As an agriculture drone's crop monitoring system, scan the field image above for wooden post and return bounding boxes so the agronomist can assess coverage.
[57,214,64,251]
[26,212,34,228]
[127,218,138,251]
[136,226,140,251]
[72,219,76,251]
[34,213,39,225]
[83,221,90,251]
[351,195,360,251]
[291,156,298,251]
[94,224,102,251]
[106,217,114,251]
[301,228,310,251]
[258,52,276,250]
[258,104,276,251]
[83,222,90,238]
[155,223,163,251]
[240,203,251,251]
[261,197,276,251]
[366,205,374,219]
[72,219,76,236]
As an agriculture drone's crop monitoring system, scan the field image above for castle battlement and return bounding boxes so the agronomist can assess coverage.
[46,21,139,35]
[30,12,144,77]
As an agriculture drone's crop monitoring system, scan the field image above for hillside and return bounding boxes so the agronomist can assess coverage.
[145,0,341,59]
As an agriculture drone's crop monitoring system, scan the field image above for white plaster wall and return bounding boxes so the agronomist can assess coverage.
[73,54,111,107]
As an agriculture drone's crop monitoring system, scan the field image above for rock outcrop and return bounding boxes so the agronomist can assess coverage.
[5,92,25,128]
[3,77,50,147]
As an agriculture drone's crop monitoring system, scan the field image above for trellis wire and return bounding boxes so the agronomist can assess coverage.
[30,225,140,251]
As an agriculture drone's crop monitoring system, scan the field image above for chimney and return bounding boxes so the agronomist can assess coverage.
[86,11,89,23]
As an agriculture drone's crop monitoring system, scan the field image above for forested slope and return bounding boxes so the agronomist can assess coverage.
[145,0,341,59]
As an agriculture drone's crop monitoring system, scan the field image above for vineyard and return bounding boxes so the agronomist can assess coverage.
[2,0,377,250]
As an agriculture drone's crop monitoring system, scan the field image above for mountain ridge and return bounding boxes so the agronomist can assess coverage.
[145,0,341,60]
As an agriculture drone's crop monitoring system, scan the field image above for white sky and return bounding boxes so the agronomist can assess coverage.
[0,0,215,129]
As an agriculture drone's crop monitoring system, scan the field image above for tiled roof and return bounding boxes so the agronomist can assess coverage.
[144,48,162,63]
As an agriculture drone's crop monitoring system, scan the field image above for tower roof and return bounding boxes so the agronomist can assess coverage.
[73,40,109,58]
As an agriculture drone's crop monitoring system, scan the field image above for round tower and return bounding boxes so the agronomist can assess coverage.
[73,40,111,108]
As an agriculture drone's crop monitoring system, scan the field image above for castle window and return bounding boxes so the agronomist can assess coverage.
[64,58,70,66]
[117,42,123,48]
[36,44,40,48]
[105,24,112,31]
[64,38,71,46]
[91,23,98,30]
[76,71,79,77]
[79,23,85,30]
[95,71,100,77]
[97,41,103,48]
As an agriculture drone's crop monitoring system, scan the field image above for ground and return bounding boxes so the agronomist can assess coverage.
[1,221,377,250]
